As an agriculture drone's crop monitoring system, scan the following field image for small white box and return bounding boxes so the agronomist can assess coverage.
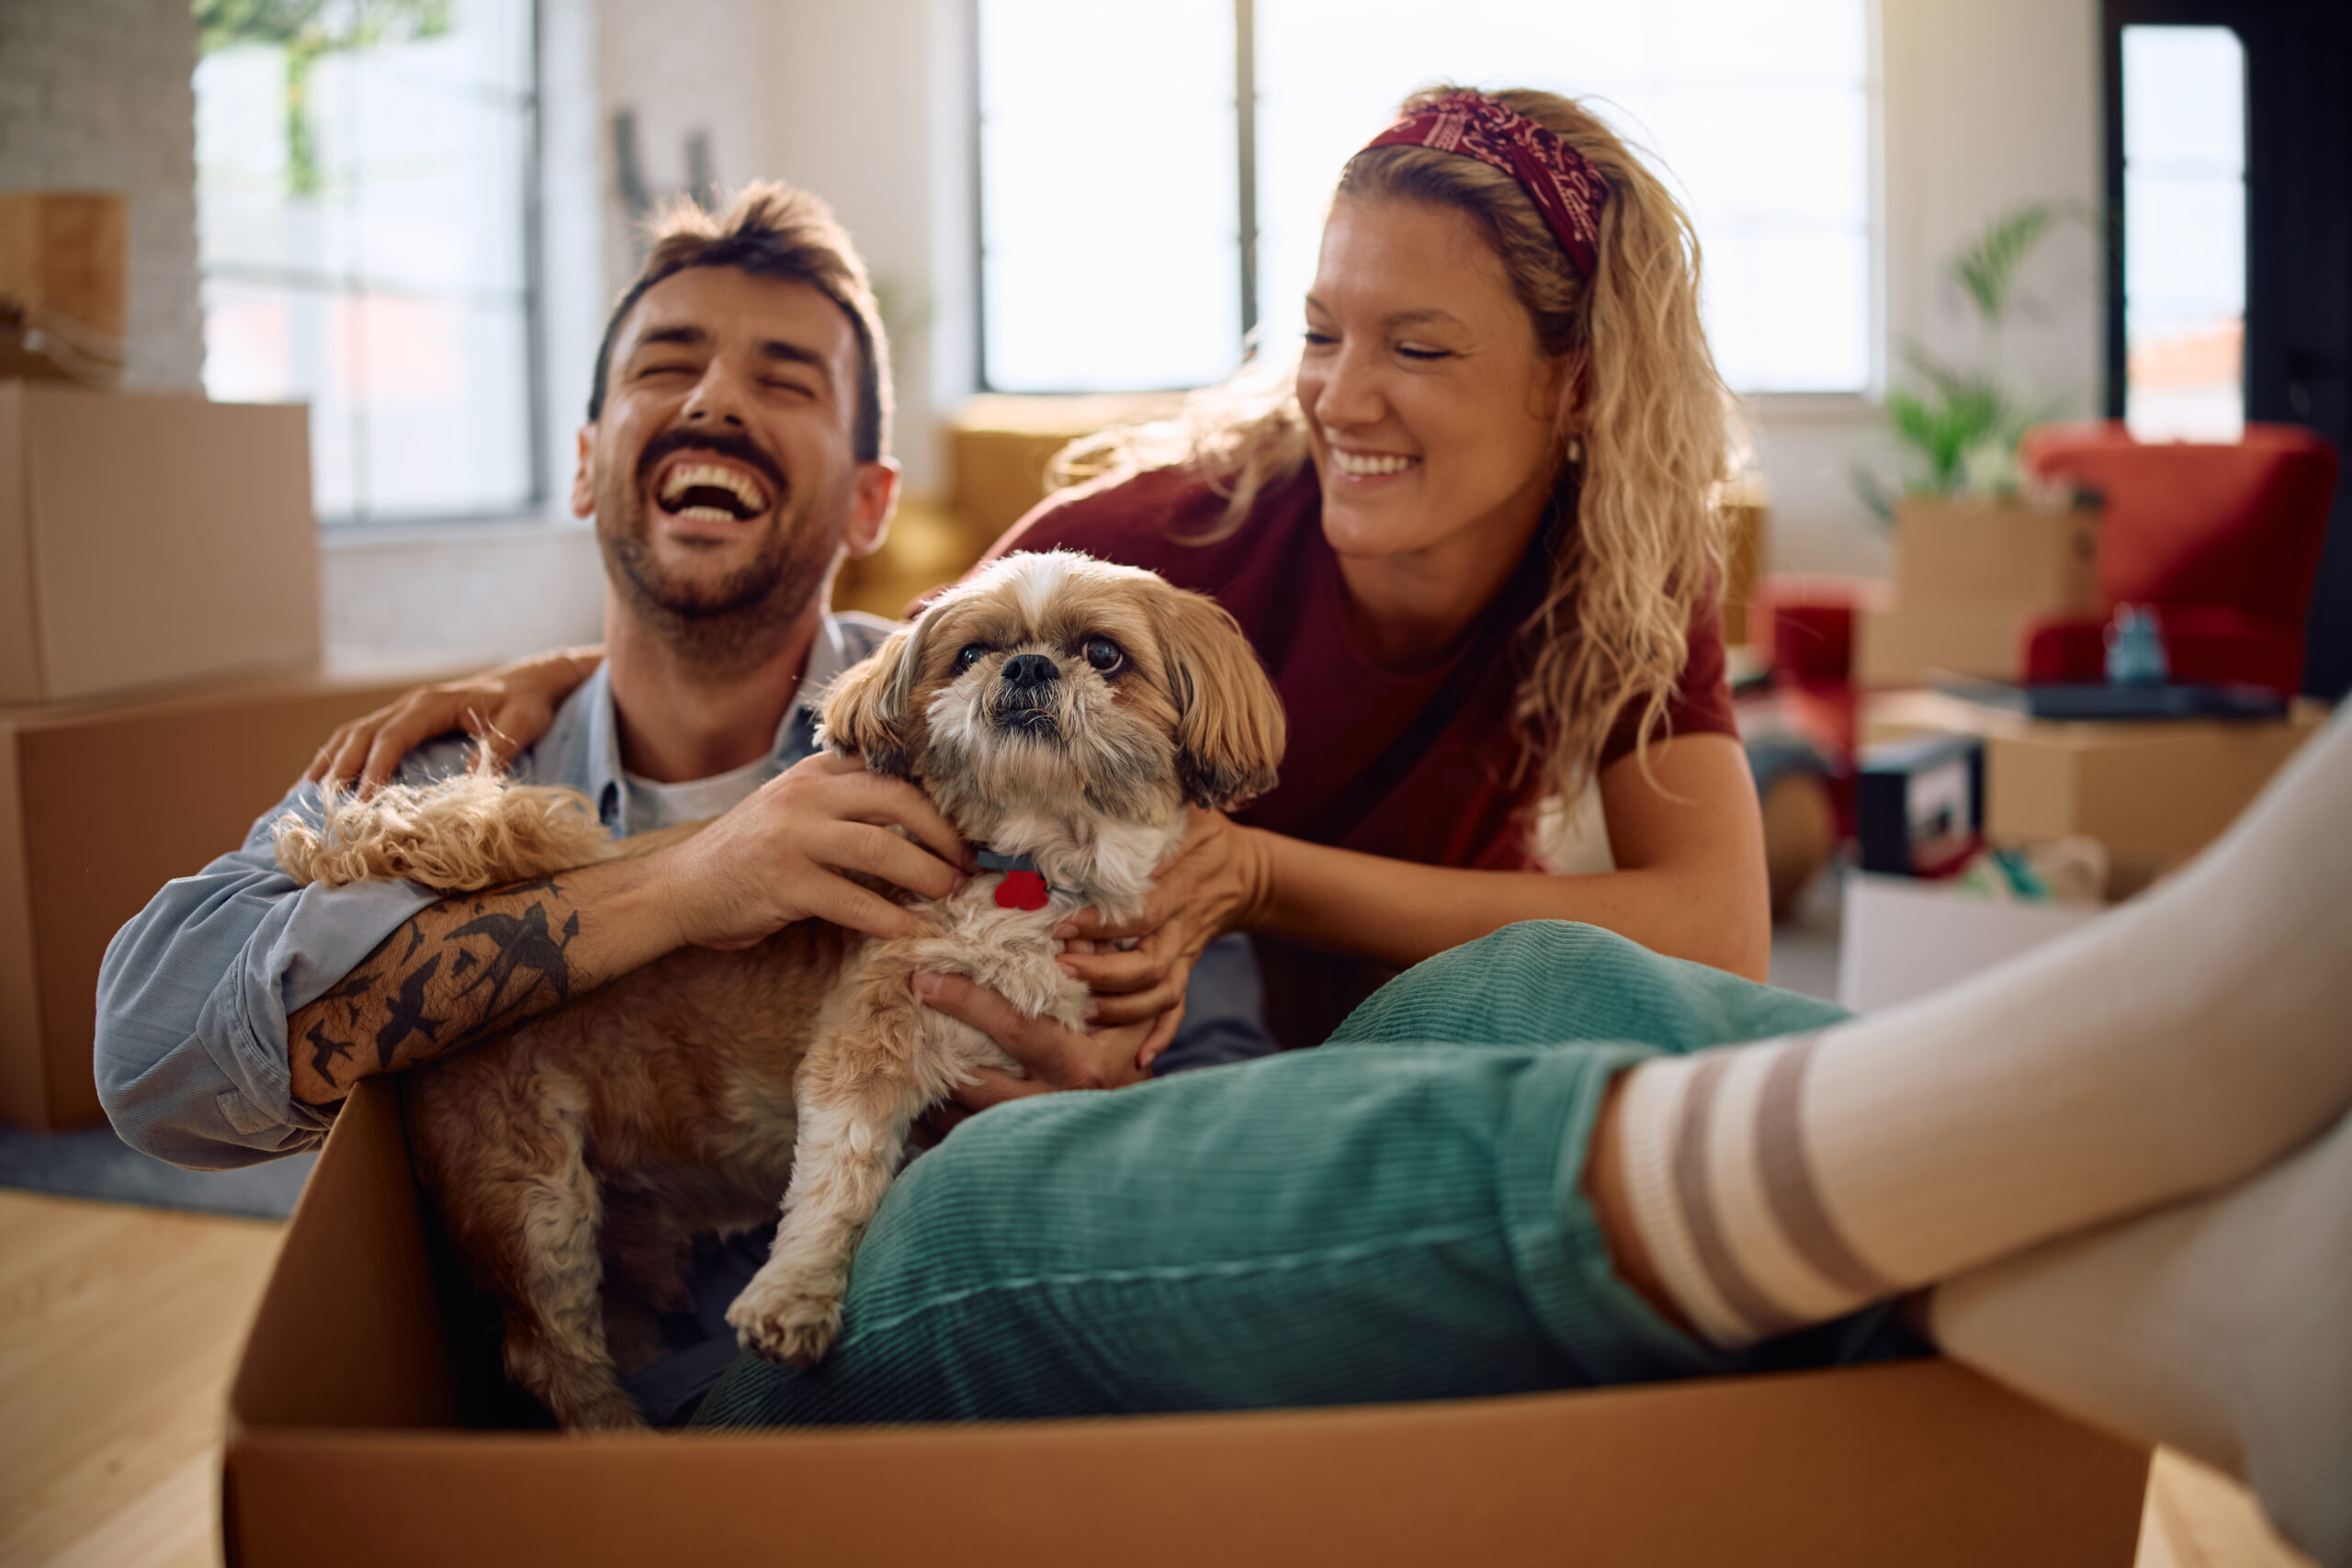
[1838,871,2104,1014]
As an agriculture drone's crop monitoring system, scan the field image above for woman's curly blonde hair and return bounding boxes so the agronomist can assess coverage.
[1054,85,1734,807]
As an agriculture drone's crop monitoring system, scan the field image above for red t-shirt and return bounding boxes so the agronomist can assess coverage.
[984,463,1736,871]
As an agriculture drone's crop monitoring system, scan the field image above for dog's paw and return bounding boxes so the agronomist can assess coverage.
[727,1276,844,1369]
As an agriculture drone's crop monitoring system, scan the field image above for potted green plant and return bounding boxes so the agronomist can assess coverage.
[1856,201,2083,517]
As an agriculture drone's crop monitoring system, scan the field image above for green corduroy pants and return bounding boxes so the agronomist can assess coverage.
[695,921,1920,1428]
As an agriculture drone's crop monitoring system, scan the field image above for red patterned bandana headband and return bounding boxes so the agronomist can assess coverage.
[1362,92,1608,278]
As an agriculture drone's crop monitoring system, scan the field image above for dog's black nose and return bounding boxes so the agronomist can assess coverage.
[1001,653,1057,689]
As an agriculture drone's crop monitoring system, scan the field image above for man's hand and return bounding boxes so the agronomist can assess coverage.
[912,970,1177,1134]
[657,752,977,951]
[1053,807,1270,1025]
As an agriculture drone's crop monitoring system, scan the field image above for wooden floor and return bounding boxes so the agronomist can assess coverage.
[0,1188,2318,1568]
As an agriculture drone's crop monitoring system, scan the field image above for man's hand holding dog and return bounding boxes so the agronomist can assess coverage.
[656,752,975,951]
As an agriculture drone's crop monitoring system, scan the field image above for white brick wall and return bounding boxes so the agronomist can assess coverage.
[0,0,205,390]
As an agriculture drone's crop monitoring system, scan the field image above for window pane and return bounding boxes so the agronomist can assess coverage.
[360,298,535,515]
[977,0,1869,394]
[1254,0,1871,393]
[199,277,360,519]
[978,0,1240,390]
[194,0,537,520]
[2121,25,2245,443]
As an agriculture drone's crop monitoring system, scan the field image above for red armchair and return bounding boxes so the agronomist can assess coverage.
[2017,422,2340,695]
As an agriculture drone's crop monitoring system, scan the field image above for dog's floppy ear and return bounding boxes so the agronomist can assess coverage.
[1145,580,1285,810]
[819,615,932,778]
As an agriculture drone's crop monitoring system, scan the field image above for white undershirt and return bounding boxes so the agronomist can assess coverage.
[621,754,772,830]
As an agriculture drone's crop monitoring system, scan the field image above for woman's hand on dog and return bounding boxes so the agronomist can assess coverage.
[912,970,1175,1123]
[656,752,976,950]
[1051,807,1272,1026]
[304,648,603,794]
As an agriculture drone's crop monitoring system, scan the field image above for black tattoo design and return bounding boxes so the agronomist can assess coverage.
[317,974,376,1029]
[375,953,446,1068]
[447,903,580,1019]
[304,1018,356,1088]
[450,950,479,976]
[400,922,425,963]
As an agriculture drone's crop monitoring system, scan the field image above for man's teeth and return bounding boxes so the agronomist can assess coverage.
[1329,449,1419,477]
[658,461,766,513]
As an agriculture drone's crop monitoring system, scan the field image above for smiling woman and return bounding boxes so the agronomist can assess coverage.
[984,85,1764,1052]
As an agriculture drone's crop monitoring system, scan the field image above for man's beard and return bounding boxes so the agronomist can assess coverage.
[596,434,843,668]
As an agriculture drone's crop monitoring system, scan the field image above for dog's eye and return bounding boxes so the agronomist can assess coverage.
[1081,637,1124,674]
[954,643,989,674]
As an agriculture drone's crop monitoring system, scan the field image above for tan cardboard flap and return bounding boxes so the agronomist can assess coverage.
[227,1080,2149,1568]
[22,385,317,702]
[0,383,39,697]
[1891,499,2099,610]
[1,671,463,1130]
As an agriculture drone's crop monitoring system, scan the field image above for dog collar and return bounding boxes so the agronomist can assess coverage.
[976,848,1053,911]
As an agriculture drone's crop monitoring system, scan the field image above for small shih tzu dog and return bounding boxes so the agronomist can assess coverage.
[275,551,1283,1430]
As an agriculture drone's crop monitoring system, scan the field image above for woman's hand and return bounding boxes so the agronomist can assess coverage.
[1053,807,1271,1026]
[911,971,1179,1141]
[304,647,605,794]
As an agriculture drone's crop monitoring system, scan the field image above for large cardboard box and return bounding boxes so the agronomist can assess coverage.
[223,1077,2152,1567]
[1859,500,2102,685]
[0,191,127,382]
[1838,871,2105,1013]
[0,380,320,703]
[0,671,458,1130]
[1865,690,2328,881]
[0,192,127,339]
[1857,599,2056,685]
[1890,498,2099,610]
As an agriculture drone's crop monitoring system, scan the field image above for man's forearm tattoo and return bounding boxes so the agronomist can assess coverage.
[289,877,585,1103]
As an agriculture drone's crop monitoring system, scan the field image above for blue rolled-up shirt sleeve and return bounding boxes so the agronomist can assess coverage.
[96,779,441,1170]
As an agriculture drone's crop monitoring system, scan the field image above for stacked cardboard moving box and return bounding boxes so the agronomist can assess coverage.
[1858,498,2101,685]
[0,197,447,1128]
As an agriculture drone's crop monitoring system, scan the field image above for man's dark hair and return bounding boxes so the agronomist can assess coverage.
[588,181,892,461]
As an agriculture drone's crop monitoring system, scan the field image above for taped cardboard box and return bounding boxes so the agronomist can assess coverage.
[0,670,457,1130]
[1838,871,2105,1013]
[1866,689,2327,881]
[1890,498,2099,611]
[223,1077,2150,1568]
[0,380,318,704]
[1856,598,2056,685]
[0,191,127,383]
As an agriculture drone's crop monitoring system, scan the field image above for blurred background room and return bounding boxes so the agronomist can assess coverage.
[1,1,2345,1563]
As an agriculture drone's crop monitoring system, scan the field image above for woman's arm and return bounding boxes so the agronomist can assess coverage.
[305,646,605,792]
[1061,732,1772,1019]
[1262,732,1769,976]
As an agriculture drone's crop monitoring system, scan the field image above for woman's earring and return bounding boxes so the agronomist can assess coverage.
[1565,435,1584,465]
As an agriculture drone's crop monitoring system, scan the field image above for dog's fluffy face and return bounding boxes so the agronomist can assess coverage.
[821,552,1284,840]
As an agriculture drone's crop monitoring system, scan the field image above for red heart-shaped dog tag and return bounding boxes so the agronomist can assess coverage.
[994,869,1051,911]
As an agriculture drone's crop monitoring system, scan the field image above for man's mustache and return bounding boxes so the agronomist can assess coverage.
[635,427,788,503]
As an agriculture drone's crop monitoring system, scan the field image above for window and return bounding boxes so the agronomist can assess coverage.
[193,0,540,524]
[2118,24,2245,442]
[974,0,1874,395]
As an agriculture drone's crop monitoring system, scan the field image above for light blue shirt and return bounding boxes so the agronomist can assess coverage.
[94,613,894,1171]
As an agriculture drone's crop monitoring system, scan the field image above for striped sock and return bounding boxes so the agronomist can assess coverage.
[1612,710,2352,1351]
